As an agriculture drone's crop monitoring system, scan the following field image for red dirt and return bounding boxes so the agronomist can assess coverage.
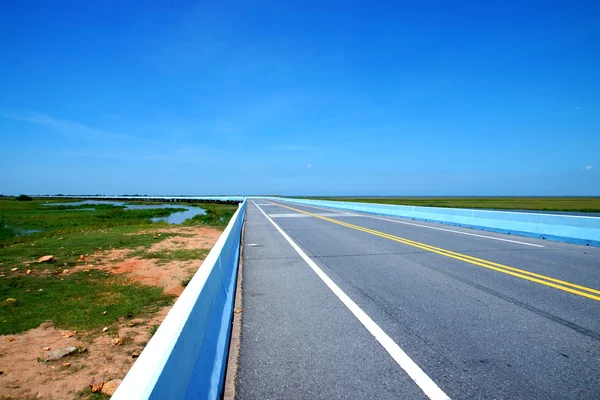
[0,226,221,399]
[110,258,196,294]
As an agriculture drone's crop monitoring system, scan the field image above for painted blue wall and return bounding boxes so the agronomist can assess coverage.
[278,198,600,247]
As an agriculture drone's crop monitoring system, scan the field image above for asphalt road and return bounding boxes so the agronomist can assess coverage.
[236,200,600,399]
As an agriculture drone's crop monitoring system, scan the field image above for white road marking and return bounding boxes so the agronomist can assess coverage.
[252,201,451,400]
[275,202,545,248]
[269,212,357,218]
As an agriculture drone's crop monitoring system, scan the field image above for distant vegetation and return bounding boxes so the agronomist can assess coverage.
[309,197,600,212]
[16,194,32,201]
[185,204,237,227]
[125,201,238,228]
[0,200,237,248]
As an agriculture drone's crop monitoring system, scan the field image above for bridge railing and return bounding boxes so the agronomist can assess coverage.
[276,198,600,246]
[112,200,247,399]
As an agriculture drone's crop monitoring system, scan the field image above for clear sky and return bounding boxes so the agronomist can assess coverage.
[1,1,599,196]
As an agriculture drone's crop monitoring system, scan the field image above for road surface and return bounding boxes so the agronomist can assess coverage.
[236,200,600,399]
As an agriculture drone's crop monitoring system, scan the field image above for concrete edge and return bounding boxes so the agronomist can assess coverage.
[111,200,247,400]
[223,214,246,399]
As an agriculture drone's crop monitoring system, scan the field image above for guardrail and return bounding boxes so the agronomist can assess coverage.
[276,198,600,247]
[112,199,247,399]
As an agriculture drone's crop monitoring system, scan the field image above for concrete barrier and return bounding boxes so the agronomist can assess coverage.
[276,198,600,247]
[112,200,246,400]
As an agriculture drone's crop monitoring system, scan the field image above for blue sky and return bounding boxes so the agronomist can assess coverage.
[1,1,599,196]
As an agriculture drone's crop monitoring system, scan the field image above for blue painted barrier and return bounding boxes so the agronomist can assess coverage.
[112,200,246,400]
[275,198,600,247]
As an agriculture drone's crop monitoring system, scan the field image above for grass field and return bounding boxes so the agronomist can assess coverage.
[309,197,600,212]
[1,270,170,334]
[0,197,238,335]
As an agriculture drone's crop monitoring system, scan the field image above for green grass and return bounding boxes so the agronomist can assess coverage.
[0,221,16,241]
[0,226,177,272]
[183,203,238,227]
[113,200,238,228]
[0,197,237,335]
[0,270,172,335]
[0,199,234,271]
[149,323,160,337]
[0,198,236,247]
[0,199,185,245]
[309,197,600,212]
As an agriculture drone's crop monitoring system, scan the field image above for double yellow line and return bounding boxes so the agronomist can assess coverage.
[269,202,600,302]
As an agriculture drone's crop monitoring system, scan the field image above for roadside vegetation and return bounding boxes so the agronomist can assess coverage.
[184,204,237,227]
[1,271,169,334]
[309,197,600,213]
[125,200,238,228]
[0,197,238,335]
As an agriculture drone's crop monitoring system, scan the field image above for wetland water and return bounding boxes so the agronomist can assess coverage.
[45,200,206,224]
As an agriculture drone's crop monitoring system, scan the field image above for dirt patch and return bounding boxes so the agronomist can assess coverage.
[0,316,157,399]
[110,258,197,293]
[0,226,222,399]
[147,227,221,252]
[104,227,220,295]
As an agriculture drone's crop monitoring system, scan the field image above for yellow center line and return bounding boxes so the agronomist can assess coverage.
[266,201,600,302]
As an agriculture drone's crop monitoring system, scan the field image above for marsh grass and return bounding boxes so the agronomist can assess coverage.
[0,197,235,335]
[0,220,16,241]
[101,200,238,227]
[183,203,238,228]
[0,199,181,246]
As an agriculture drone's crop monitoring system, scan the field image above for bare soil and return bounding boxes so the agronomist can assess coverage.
[0,226,221,400]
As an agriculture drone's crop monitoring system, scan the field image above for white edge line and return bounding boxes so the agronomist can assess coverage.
[277,201,545,248]
[252,201,451,400]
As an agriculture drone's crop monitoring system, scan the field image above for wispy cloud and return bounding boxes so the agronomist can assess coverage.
[585,165,592,170]
[307,163,312,169]
[0,111,134,143]
[1,110,230,164]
